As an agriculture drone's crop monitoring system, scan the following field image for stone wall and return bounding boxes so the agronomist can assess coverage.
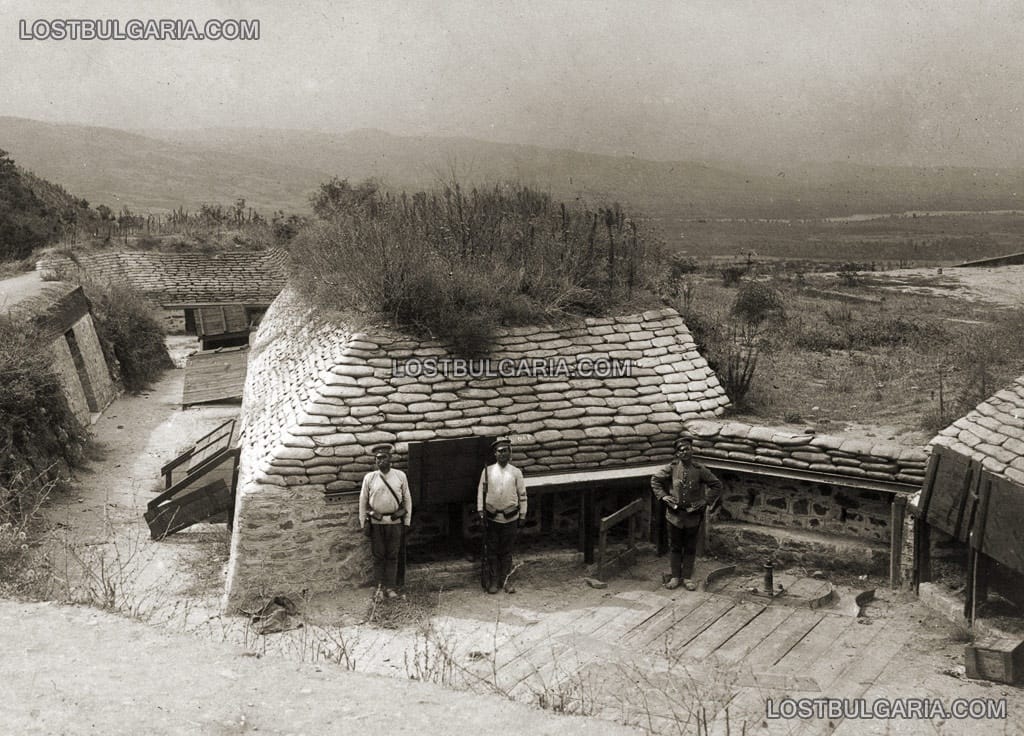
[224,290,729,607]
[69,312,117,412]
[37,249,286,306]
[714,471,892,542]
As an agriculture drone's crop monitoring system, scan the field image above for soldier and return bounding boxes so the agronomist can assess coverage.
[477,436,527,594]
[358,443,412,599]
[651,433,723,591]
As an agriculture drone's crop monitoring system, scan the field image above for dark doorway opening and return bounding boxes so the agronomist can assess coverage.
[64,328,98,412]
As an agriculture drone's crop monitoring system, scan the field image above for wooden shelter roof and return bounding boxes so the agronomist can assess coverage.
[931,376,1024,487]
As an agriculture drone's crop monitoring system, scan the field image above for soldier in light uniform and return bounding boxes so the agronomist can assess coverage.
[477,437,527,594]
[651,433,723,591]
[359,443,412,599]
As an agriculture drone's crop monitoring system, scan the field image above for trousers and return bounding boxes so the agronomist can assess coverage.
[668,520,702,580]
[370,523,403,588]
[484,519,517,587]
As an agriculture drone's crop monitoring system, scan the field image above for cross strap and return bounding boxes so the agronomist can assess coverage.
[377,471,404,508]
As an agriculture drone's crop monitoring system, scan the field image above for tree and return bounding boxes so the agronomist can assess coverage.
[718,281,785,408]
[311,177,380,219]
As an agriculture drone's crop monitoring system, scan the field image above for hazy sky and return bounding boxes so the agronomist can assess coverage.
[3,0,1024,167]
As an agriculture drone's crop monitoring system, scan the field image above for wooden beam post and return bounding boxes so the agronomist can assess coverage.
[583,488,596,564]
[890,494,907,588]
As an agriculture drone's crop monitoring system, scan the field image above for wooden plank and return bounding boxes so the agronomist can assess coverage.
[630,597,729,655]
[149,450,237,510]
[924,447,973,538]
[144,479,231,539]
[704,610,826,736]
[772,612,853,682]
[742,609,824,670]
[582,488,596,563]
[710,604,795,664]
[506,601,661,700]
[794,614,887,693]
[182,347,248,406]
[982,475,1024,572]
[600,497,645,532]
[497,602,631,694]
[494,592,658,683]
[657,596,738,655]
[463,595,606,683]
[676,601,766,661]
[623,593,716,650]
[187,424,234,471]
[791,618,913,736]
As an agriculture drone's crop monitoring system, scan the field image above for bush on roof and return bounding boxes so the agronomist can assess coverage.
[289,178,665,355]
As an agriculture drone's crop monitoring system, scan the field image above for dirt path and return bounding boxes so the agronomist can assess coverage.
[864,265,1024,307]
[40,365,237,609]
[0,598,635,736]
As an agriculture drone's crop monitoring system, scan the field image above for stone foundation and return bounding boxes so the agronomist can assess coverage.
[708,522,889,575]
[715,471,893,543]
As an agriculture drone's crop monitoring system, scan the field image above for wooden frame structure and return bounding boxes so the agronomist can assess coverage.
[914,444,1024,623]
[146,419,239,539]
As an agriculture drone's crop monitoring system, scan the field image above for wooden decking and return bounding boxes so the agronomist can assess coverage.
[346,584,917,735]
[463,589,913,734]
[334,580,917,735]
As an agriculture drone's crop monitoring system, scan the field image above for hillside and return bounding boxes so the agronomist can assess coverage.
[0,148,94,261]
[0,117,321,214]
[3,116,1024,221]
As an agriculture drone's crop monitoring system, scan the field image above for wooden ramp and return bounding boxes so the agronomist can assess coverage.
[146,419,239,539]
[466,588,913,735]
[182,346,249,407]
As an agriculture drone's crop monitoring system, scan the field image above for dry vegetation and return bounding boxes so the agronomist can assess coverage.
[288,178,665,355]
[673,263,1024,436]
[0,278,171,595]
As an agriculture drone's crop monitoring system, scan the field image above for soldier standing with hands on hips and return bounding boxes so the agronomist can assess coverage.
[651,433,723,591]
[478,437,527,594]
[359,443,411,599]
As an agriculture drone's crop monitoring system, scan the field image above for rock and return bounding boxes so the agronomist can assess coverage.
[583,577,608,589]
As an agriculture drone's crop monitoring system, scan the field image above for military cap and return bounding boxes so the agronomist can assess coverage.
[491,436,512,450]
[674,433,694,451]
[371,443,395,456]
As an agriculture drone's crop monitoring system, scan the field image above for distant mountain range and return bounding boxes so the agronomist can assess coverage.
[2,116,1023,219]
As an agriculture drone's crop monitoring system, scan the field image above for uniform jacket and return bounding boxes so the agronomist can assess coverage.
[359,468,412,526]
[650,460,723,529]
[477,462,527,524]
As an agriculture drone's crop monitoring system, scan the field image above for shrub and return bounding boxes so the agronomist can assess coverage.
[731,281,784,328]
[289,179,664,355]
[793,313,944,352]
[0,315,87,482]
[0,315,86,588]
[78,279,173,391]
[720,265,746,286]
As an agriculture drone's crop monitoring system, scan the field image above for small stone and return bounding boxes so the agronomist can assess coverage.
[583,577,607,589]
